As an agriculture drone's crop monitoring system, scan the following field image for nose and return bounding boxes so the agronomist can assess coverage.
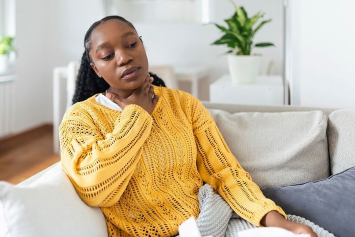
[116,49,133,67]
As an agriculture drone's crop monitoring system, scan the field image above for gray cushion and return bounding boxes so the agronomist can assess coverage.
[262,166,355,237]
[328,109,355,174]
[208,109,329,188]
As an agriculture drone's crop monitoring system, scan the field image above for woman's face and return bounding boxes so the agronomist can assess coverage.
[89,19,149,92]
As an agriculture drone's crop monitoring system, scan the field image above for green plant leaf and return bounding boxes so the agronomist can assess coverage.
[255,42,275,47]
[0,36,15,56]
[252,19,272,37]
[211,38,229,45]
[232,13,243,31]
[226,31,244,45]
[231,12,239,25]
[211,1,274,56]
[227,43,235,49]
[224,19,239,34]
[214,23,228,33]
[240,7,248,19]
[229,0,246,26]
[245,12,263,31]
[237,50,245,55]
[241,31,250,37]
[232,12,238,20]
[4,37,13,45]
[236,7,246,26]
[211,34,236,45]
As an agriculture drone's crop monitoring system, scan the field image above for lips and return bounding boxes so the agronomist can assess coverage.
[121,67,140,79]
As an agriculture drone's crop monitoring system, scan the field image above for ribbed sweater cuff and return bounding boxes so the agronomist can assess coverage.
[253,204,287,227]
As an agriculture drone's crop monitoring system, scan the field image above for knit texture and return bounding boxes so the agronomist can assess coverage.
[60,86,285,237]
[196,184,334,237]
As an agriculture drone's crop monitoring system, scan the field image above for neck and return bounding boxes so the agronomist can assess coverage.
[107,87,135,99]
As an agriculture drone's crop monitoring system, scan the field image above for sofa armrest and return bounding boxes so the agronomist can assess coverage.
[17,162,61,187]
[0,161,108,237]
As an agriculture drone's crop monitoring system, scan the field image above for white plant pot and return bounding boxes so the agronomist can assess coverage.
[0,55,9,74]
[227,55,260,84]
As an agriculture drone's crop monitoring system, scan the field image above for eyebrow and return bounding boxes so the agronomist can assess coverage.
[121,31,136,39]
[95,31,136,53]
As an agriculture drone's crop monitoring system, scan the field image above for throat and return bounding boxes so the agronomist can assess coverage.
[107,88,135,99]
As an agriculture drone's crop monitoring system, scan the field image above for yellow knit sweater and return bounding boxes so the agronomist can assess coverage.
[60,86,285,236]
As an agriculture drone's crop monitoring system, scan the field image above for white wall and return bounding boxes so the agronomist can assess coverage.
[13,0,284,134]
[14,0,105,133]
[289,0,355,108]
[12,0,355,136]
[14,0,49,133]
[132,0,284,83]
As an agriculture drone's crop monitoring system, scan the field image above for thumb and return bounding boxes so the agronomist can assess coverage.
[106,92,113,100]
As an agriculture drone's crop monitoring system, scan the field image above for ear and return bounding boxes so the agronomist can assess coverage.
[90,62,102,78]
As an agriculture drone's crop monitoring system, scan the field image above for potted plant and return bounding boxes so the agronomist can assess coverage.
[0,36,16,74]
[212,1,274,84]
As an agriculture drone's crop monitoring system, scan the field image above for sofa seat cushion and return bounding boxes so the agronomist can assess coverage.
[0,163,107,237]
[328,109,355,174]
[262,166,355,237]
[208,109,329,188]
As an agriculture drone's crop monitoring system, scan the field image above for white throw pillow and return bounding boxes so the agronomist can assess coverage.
[0,163,107,237]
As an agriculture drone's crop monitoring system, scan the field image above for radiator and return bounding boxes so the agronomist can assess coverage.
[0,77,14,138]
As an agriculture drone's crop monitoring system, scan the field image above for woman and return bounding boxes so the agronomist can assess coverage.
[60,16,316,237]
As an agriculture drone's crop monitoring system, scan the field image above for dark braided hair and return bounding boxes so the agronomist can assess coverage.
[72,15,166,104]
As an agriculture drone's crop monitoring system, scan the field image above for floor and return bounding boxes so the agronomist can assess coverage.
[0,124,60,184]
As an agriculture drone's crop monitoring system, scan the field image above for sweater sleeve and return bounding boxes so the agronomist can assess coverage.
[190,99,286,226]
[59,103,153,207]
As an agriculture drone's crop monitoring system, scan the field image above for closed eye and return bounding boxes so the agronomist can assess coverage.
[127,42,137,49]
[102,53,114,61]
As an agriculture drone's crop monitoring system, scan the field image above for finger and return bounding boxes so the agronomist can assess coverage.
[150,76,154,83]
[143,76,152,92]
[106,92,112,100]
[149,84,154,96]
[106,92,121,104]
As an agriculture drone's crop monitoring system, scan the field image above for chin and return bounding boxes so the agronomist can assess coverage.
[125,76,146,89]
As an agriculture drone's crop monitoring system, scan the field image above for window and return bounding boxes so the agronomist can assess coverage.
[0,0,16,76]
[0,0,16,37]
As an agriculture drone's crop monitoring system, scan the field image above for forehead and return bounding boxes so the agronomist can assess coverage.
[90,20,137,47]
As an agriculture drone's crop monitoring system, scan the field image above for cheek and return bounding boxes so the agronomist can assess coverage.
[136,44,148,60]
[96,61,116,76]
[138,50,149,67]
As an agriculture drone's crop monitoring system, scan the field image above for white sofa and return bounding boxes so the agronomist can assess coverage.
[1,102,355,237]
